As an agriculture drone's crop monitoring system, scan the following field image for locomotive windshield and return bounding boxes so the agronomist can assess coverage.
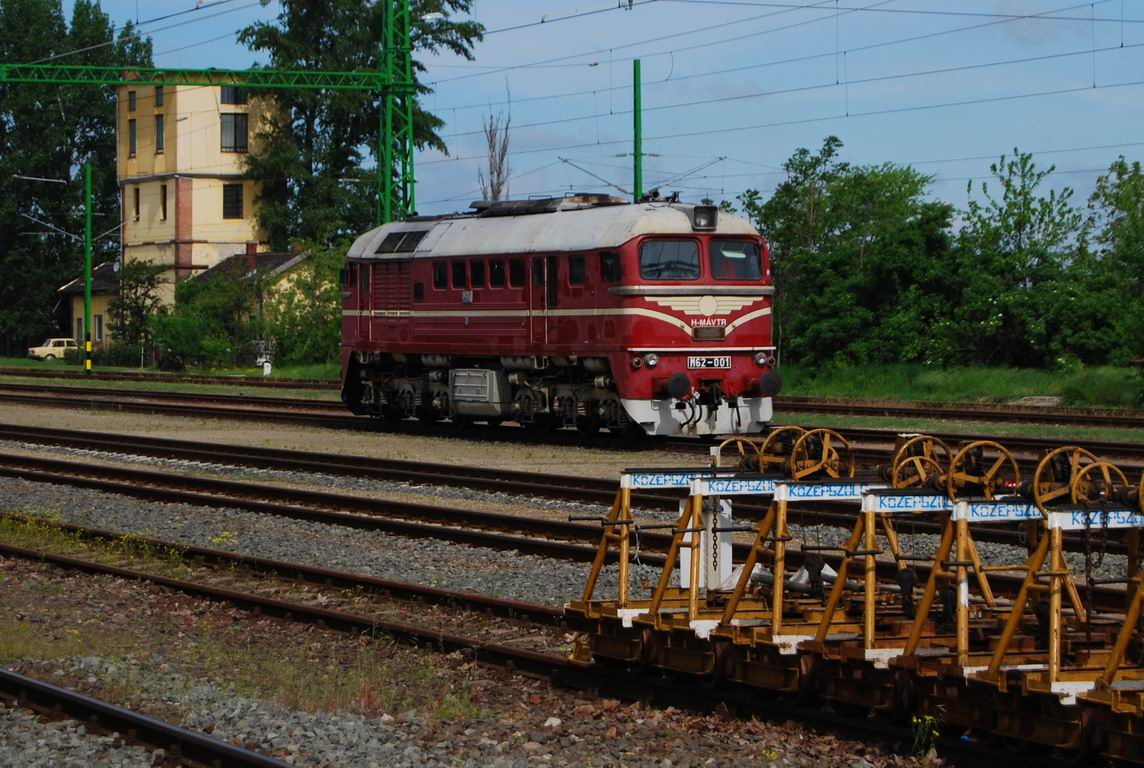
[639,239,700,280]
[710,239,763,280]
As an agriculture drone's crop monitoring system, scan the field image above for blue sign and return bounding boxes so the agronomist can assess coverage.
[958,502,1041,522]
[704,477,778,496]
[628,471,708,489]
[867,494,951,514]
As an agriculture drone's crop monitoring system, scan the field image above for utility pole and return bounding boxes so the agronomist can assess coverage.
[83,161,93,374]
[633,58,643,202]
[379,0,416,224]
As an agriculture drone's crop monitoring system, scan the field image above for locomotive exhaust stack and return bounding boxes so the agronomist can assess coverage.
[340,194,778,437]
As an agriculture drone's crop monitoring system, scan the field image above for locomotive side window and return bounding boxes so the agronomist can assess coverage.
[489,258,506,288]
[569,255,586,286]
[710,239,762,280]
[358,263,371,294]
[639,239,700,280]
[451,260,466,288]
[433,261,447,289]
[340,266,351,288]
[531,257,544,287]
[413,282,424,301]
[470,259,486,288]
[546,255,559,307]
[508,257,525,287]
[600,252,621,282]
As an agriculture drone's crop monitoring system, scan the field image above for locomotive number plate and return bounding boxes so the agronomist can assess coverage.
[687,356,731,369]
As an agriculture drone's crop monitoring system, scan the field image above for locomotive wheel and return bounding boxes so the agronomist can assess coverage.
[1070,461,1128,506]
[946,440,1020,501]
[890,435,951,489]
[1032,446,1101,514]
[758,425,807,475]
[712,437,763,471]
[790,429,855,480]
[891,455,945,490]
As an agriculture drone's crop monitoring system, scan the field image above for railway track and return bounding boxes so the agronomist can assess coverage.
[0,445,1133,613]
[0,526,1040,768]
[0,666,291,768]
[2,383,1144,464]
[5,367,1142,429]
[0,422,1134,557]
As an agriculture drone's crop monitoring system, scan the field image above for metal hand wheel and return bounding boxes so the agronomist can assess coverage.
[790,428,855,480]
[890,435,951,490]
[1032,445,1101,515]
[946,440,1020,501]
[712,437,763,470]
[758,425,807,474]
[1070,461,1129,506]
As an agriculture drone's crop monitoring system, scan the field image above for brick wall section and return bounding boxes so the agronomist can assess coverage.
[175,176,193,281]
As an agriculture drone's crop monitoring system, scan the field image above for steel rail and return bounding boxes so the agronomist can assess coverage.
[0,666,291,768]
[0,515,563,625]
[0,366,331,389]
[0,540,1041,768]
[1,450,1132,613]
[0,423,1132,556]
[3,384,1143,463]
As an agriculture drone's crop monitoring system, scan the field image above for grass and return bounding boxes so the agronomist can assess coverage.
[780,364,1144,409]
[0,356,341,382]
[0,373,340,400]
[772,412,1144,443]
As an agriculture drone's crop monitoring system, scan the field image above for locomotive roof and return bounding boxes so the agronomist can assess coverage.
[347,198,760,260]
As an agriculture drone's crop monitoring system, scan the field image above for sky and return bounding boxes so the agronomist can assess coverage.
[62,0,1144,218]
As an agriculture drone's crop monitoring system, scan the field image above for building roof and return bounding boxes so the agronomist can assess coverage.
[347,196,759,261]
[58,261,119,296]
[194,250,307,284]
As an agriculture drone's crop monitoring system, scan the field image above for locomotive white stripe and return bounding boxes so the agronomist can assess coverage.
[342,306,771,337]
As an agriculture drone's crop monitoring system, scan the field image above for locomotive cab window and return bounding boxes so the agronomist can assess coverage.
[639,239,700,280]
[710,240,763,280]
[433,261,447,289]
[489,258,506,288]
[569,255,586,286]
[451,260,466,289]
[470,259,486,288]
[508,257,525,287]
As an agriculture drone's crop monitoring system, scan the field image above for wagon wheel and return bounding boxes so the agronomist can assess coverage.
[890,435,951,490]
[1032,446,1101,515]
[712,437,763,471]
[946,440,1020,501]
[790,428,855,480]
[892,456,946,490]
[758,425,807,474]
[1070,461,1129,506]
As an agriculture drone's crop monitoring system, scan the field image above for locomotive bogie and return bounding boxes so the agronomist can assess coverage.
[340,196,780,435]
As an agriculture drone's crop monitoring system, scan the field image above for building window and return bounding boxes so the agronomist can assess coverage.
[220,85,246,105]
[94,315,104,343]
[155,114,165,153]
[154,85,164,107]
[127,90,136,111]
[132,187,140,220]
[160,184,168,221]
[221,113,248,152]
[128,119,136,156]
[222,183,244,219]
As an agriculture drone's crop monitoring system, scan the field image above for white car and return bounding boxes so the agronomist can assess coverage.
[27,337,78,361]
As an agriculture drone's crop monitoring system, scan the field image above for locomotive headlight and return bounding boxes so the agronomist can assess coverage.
[644,352,660,368]
[692,205,718,231]
[754,351,768,366]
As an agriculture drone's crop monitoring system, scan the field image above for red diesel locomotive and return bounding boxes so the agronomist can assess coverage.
[339,194,780,436]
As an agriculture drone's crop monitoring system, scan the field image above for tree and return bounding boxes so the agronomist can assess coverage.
[946,151,1083,367]
[0,0,151,353]
[151,274,258,369]
[478,93,511,201]
[239,1,484,248]
[264,243,344,365]
[738,137,953,369]
[1085,157,1144,361]
[108,260,165,364]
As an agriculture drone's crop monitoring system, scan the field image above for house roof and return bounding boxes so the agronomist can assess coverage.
[194,251,307,283]
[58,261,119,295]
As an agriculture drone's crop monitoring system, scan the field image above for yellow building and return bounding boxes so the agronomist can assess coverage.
[59,261,117,348]
[117,81,273,304]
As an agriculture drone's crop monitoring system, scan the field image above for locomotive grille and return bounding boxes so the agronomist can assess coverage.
[692,327,725,341]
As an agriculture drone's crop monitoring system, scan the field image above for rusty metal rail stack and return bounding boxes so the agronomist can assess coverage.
[566,427,1144,763]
